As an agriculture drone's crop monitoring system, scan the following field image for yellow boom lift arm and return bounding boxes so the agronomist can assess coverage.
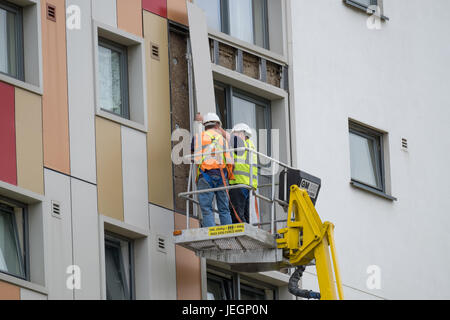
[276,185,344,300]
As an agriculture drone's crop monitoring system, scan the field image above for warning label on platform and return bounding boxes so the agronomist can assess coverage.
[208,224,245,236]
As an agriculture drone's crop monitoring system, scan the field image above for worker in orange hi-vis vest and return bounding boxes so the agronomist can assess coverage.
[192,113,235,227]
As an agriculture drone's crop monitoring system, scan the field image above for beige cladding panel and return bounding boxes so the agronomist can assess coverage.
[143,11,174,210]
[15,88,44,195]
[117,0,143,37]
[95,117,124,221]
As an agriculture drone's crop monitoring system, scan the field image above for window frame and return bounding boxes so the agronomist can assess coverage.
[346,0,378,11]
[349,122,385,193]
[344,0,389,20]
[199,0,270,50]
[98,37,130,120]
[0,0,24,81]
[0,195,29,281]
[104,232,135,300]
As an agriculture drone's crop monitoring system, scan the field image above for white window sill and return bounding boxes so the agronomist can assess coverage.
[0,180,44,204]
[0,73,42,95]
[0,272,48,296]
[350,181,397,201]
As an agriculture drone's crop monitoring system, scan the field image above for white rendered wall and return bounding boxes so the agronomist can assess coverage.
[44,169,74,300]
[290,0,450,299]
[122,126,149,230]
[92,0,117,27]
[71,178,101,299]
[148,204,177,300]
[66,0,97,184]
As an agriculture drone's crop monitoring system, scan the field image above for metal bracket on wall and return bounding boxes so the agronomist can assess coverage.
[213,39,220,65]
[260,58,267,83]
[281,66,289,91]
[236,49,244,73]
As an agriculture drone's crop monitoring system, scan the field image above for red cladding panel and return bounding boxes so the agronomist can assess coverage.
[0,81,17,185]
[142,0,167,17]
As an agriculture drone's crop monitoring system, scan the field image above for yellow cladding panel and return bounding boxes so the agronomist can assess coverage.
[15,88,44,195]
[96,117,124,221]
[143,11,174,210]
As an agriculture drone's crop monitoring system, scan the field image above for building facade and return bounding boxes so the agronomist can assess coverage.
[0,0,294,300]
[290,0,450,300]
[0,0,449,301]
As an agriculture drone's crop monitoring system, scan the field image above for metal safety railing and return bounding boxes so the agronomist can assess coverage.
[178,146,296,235]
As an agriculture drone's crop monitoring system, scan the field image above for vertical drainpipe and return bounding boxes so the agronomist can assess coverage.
[186,39,193,229]
[285,0,296,168]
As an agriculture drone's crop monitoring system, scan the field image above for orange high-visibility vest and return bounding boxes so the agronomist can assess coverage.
[194,129,233,178]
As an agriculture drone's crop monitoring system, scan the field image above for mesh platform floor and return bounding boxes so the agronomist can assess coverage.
[174,223,277,253]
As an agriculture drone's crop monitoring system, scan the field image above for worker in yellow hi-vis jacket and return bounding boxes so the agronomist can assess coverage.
[228,123,258,224]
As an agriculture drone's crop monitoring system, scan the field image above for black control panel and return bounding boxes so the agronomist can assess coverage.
[279,169,322,206]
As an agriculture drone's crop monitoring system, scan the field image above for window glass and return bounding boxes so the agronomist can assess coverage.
[231,95,256,135]
[231,94,269,153]
[0,6,18,78]
[356,0,371,6]
[195,0,269,49]
[255,104,268,155]
[348,0,379,8]
[252,0,267,48]
[207,273,233,300]
[207,278,225,300]
[240,284,266,300]
[196,0,221,31]
[349,131,381,189]
[105,236,133,300]
[0,205,25,279]
[207,269,277,301]
[98,40,128,118]
[228,0,254,44]
[214,84,228,129]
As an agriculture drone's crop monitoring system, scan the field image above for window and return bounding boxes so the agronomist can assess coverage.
[105,233,134,300]
[207,267,277,300]
[345,0,377,10]
[0,0,23,80]
[240,283,274,300]
[196,0,269,49]
[94,22,148,131]
[98,37,130,119]
[345,0,388,19]
[349,122,385,192]
[0,198,28,280]
[207,273,234,300]
[214,82,271,155]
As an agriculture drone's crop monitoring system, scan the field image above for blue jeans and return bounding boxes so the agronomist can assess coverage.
[198,175,232,227]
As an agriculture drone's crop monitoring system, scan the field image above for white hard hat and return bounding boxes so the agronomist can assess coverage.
[232,123,252,138]
[203,113,222,127]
